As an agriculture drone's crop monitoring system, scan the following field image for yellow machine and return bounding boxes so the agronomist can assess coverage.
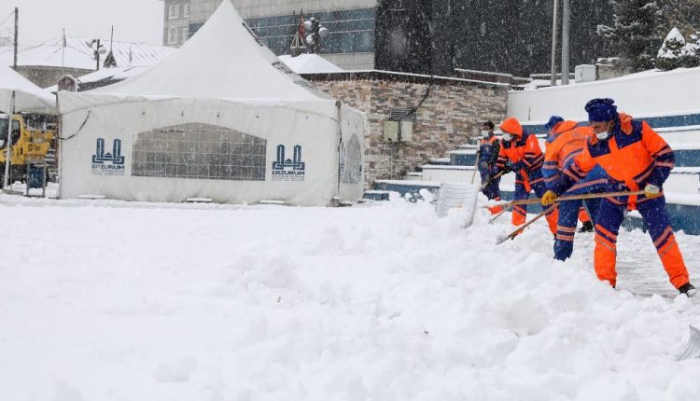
[0,113,57,187]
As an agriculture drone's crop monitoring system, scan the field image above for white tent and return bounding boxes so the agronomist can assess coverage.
[0,65,55,114]
[58,0,366,205]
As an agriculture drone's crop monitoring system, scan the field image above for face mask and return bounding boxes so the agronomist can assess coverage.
[596,131,609,140]
[502,133,512,141]
[481,130,490,138]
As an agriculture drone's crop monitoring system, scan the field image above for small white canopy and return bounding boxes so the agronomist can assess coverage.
[0,65,55,113]
[278,54,344,74]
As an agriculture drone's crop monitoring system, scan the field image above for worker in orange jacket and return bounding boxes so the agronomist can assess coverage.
[543,115,608,260]
[542,98,695,296]
[493,117,558,235]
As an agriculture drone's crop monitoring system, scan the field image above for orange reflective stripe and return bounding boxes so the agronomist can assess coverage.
[557,225,577,233]
[556,234,575,241]
[655,147,672,157]
[595,234,616,251]
[595,224,617,241]
[653,227,674,248]
[569,178,608,192]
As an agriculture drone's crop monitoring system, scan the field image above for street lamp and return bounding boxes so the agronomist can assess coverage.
[89,39,106,70]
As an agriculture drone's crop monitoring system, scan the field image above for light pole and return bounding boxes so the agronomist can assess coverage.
[550,0,558,86]
[561,0,570,85]
[90,39,105,70]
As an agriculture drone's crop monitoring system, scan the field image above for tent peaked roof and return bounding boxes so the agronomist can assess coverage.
[96,0,330,102]
[0,66,55,113]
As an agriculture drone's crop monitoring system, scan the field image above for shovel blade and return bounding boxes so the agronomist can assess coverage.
[677,325,700,361]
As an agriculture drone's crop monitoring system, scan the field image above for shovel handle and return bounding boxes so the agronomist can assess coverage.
[489,189,646,210]
[480,170,505,191]
[498,203,559,244]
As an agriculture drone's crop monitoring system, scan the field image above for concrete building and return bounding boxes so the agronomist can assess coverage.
[160,0,613,78]
[160,0,376,70]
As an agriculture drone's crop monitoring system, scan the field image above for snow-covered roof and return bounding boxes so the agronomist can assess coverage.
[91,1,330,102]
[0,65,55,113]
[278,54,344,74]
[0,38,175,70]
[45,66,148,92]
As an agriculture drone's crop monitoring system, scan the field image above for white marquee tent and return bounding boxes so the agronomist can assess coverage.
[0,65,55,114]
[57,0,366,205]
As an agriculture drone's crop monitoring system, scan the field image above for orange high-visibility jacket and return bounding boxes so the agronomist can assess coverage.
[544,120,594,173]
[496,133,544,174]
[552,113,675,201]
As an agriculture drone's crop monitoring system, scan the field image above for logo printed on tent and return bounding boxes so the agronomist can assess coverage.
[92,138,125,176]
[272,144,305,181]
[272,61,294,75]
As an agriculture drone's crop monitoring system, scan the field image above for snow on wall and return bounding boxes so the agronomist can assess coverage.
[507,67,700,125]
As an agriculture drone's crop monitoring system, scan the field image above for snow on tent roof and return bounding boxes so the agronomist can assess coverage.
[278,54,344,74]
[0,65,55,113]
[94,0,332,102]
[0,38,175,70]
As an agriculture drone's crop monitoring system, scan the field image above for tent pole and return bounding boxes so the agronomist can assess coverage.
[3,91,15,189]
[336,101,342,200]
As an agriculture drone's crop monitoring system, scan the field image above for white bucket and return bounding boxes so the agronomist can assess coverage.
[435,183,480,227]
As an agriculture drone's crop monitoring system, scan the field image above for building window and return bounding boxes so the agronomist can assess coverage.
[183,3,190,18]
[167,27,178,45]
[168,4,179,20]
[182,27,189,42]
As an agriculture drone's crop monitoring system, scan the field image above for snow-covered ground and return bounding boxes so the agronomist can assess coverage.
[1,193,699,400]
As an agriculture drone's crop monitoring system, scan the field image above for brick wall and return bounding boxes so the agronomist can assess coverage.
[307,72,508,187]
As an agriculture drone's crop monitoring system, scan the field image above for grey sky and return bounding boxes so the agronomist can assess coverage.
[2,0,163,47]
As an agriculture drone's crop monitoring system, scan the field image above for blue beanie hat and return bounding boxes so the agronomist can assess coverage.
[585,98,617,122]
[544,115,564,132]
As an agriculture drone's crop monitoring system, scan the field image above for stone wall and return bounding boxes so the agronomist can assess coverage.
[306,71,508,187]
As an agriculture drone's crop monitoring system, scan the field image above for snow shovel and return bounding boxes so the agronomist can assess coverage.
[496,203,559,245]
[677,325,700,361]
[470,150,480,185]
[435,182,480,227]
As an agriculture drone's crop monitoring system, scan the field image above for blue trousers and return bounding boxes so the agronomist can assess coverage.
[511,171,558,234]
[593,195,689,289]
[553,198,601,261]
[478,163,501,200]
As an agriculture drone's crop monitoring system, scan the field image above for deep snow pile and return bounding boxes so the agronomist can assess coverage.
[0,195,699,400]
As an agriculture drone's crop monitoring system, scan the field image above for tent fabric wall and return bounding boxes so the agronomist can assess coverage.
[57,0,367,206]
[338,103,366,202]
[59,94,365,206]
